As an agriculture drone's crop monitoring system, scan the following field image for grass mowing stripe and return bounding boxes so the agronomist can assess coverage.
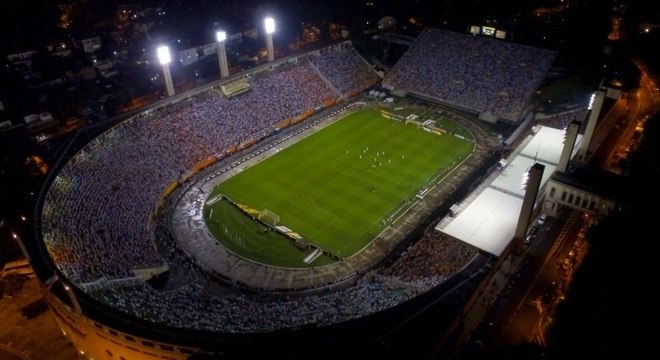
[204,200,335,266]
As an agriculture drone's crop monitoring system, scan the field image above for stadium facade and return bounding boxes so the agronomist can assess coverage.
[28,28,564,359]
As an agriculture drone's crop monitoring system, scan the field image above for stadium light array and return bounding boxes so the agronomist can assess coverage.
[216,30,227,43]
[157,45,171,65]
[265,17,276,34]
[588,92,596,110]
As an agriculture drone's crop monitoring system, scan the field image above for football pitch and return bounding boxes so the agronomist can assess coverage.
[204,107,474,267]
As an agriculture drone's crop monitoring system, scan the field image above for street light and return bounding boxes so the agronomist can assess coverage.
[157,45,175,97]
[63,281,83,313]
[216,30,229,78]
[11,232,31,261]
[264,17,275,62]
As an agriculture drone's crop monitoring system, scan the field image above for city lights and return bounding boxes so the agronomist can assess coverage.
[216,30,227,43]
[264,17,275,34]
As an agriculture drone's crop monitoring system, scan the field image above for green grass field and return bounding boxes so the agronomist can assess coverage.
[204,107,474,267]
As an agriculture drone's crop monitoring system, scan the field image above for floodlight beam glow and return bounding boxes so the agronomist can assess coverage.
[265,17,275,34]
[157,46,171,65]
[588,92,595,110]
[520,168,530,190]
[216,30,227,42]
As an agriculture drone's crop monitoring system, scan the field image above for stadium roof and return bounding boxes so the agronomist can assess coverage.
[436,126,582,256]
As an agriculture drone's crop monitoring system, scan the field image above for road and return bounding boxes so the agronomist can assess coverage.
[590,60,660,172]
[452,208,589,359]
[0,270,78,360]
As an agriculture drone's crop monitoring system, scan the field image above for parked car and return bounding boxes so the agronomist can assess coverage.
[537,214,547,225]
[525,226,538,244]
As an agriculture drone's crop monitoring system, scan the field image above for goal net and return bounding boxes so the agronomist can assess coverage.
[258,208,280,226]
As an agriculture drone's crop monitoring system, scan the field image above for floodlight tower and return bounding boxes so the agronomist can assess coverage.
[557,120,580,173]
[157,45,175,97]
[11,232,30,262]
[216,30,229,78]
[514,163,545,249]
[577,90,606,162]
[264,17,275,62]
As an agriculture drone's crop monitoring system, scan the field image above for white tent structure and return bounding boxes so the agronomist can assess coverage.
[436,126,583,256]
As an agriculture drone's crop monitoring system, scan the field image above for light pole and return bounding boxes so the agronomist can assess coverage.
[157,45,175,97]
[12,232,31,262]
[264,17,275,62]
[63,283,83,314]
[557,120,580,173]
[578,89,605,162]
[514,162,545,251]
[216,30,229,78]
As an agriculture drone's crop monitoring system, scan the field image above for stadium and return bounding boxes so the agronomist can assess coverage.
[30,27,561,359]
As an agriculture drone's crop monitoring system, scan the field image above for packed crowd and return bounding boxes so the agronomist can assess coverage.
[382,27,557,121]
[97,230,476,333]
[42,125,177,283]
[42,53,353,283]
[308,42,381,95]
[133,61,340,170]
[40,42,477,332]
